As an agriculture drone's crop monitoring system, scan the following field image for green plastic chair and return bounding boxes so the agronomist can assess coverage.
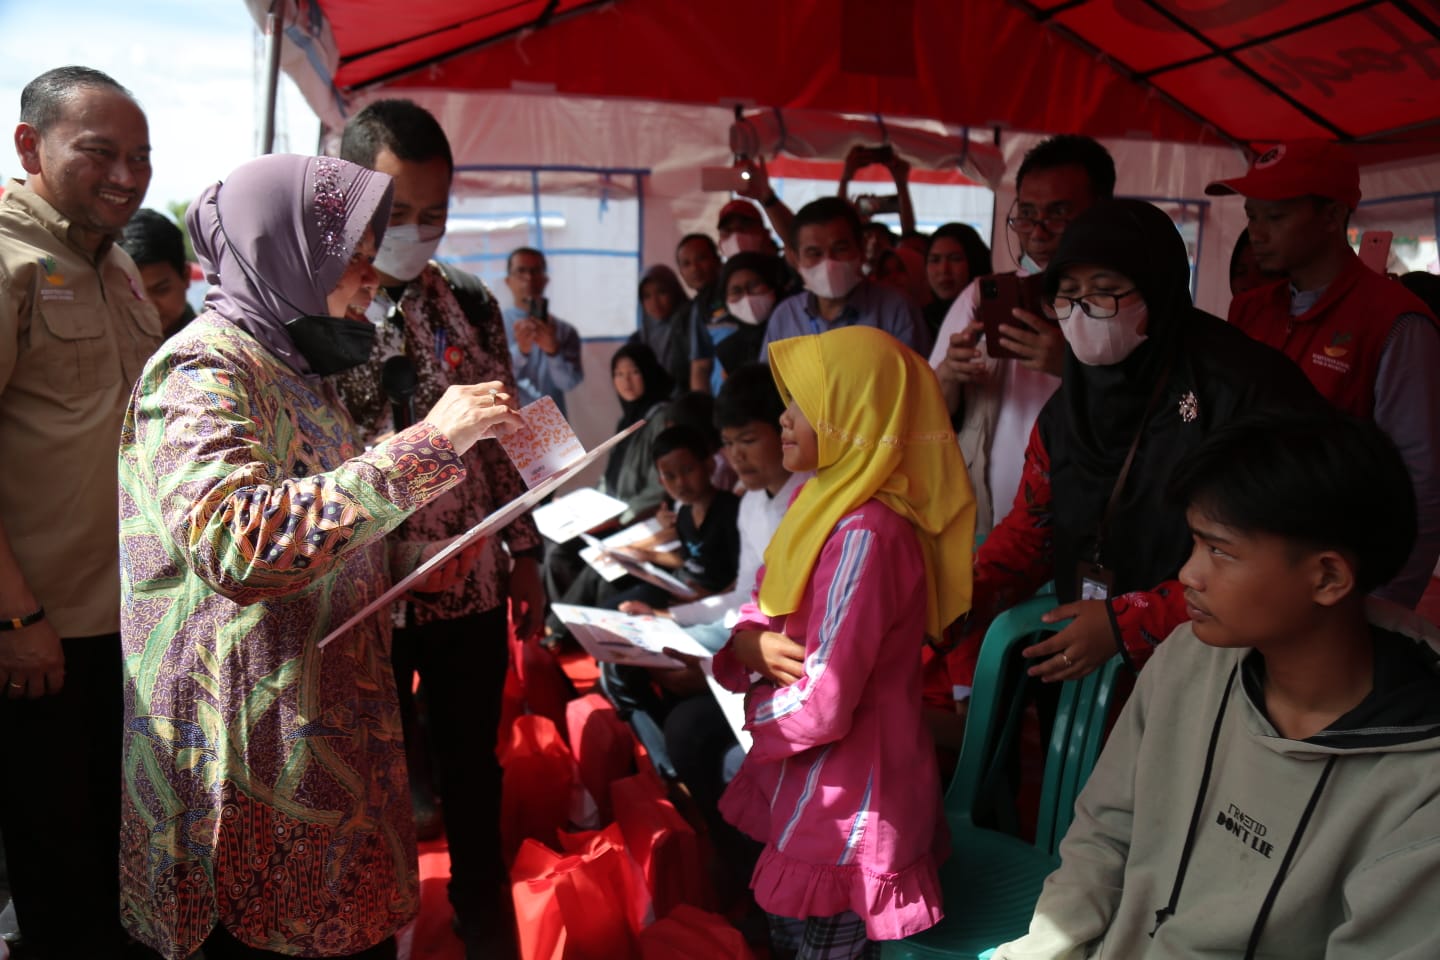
[882,595,1124,959]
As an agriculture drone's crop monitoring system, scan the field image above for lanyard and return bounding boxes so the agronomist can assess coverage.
[1091,357,1175,566]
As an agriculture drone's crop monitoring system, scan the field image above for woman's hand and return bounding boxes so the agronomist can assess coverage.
[410,536,487,595]
[619,600,667,617]
[732,629,806,686]
[999,309,1066,377]
[1023,600,1116,682]
[423,382,524,454]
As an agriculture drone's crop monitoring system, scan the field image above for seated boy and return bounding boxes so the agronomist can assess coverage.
[605,423,740,610]
[994,410,1440,959]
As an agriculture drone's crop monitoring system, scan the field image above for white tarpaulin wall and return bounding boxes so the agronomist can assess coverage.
[302,85,1439,455]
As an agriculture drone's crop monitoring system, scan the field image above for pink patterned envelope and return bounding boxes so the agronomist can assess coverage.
[499,395,586,487]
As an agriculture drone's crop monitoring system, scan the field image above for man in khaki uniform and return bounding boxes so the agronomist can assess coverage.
[0,66,162,958]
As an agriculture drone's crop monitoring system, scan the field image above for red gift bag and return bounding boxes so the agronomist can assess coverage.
[558,826,653,937]
[610,774,713,918]
[566,694,637,822]
[637,905,758,960]
[511,824,637,960]
[500,715,585,863]
[513,634,577,737]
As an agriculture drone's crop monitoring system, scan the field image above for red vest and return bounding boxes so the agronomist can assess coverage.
[1228,253,1435,418]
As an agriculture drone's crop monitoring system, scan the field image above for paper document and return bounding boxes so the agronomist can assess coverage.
[318,420,643,648]
[551,603,713,669]
[579,518,679,582]
[532,487,628,544]
[578,533,699,600]
[497,396,586,487]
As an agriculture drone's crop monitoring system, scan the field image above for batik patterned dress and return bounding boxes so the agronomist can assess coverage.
[117,313,465,960]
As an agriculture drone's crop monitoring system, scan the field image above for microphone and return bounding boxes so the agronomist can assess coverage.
[382,355,419,431]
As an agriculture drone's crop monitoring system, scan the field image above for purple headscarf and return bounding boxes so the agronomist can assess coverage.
[187,153,393,376]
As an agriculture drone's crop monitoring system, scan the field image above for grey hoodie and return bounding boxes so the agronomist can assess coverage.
[994,601,1440,959]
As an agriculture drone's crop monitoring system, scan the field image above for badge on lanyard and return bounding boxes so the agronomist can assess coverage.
[1076,560,1115,601]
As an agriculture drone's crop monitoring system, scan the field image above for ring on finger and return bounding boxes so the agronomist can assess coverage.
[1061,653,1072,668]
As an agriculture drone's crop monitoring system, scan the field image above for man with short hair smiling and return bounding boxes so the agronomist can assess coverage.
[335,98,545,958]
[0,65,163,958]
[1208,140,1440,608]
[759,195,926,359]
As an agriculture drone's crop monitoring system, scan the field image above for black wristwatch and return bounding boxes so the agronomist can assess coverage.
[1,606,44,632]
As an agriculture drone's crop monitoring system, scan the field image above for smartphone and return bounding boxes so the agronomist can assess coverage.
[700,165,753,193]
[1358,230,1393,274]
[528,296,550,323]
[977,273,1045,361]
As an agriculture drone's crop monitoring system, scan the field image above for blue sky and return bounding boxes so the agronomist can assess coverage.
[0,0,320,212]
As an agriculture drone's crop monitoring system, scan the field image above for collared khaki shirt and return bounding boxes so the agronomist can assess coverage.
[0,179,163,637]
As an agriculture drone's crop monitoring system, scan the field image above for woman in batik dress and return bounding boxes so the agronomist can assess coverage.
[116,154,519,960]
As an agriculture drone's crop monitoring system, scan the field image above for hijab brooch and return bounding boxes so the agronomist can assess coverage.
[1178,390,1199,424]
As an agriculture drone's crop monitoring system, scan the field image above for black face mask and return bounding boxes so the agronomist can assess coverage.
[283,314,378,376]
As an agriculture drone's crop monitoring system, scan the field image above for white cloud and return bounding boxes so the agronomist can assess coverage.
[0,0,320,213]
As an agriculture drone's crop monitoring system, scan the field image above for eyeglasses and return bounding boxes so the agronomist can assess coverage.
[1050,291,1137,320]
[1006,213,1072,234]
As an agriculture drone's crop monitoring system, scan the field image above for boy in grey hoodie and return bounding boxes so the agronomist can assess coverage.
[995,410,1440,959]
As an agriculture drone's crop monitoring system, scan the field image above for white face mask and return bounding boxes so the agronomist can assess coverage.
[799,256,863,300]
[1059,298,1149,366]
[719,231,768,259]
[372,223,445,282]
[728,291,775,326]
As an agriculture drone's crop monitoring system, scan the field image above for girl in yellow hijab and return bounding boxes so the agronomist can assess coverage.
[710,326,975,953]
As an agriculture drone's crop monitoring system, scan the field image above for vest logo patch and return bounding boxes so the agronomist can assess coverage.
[1216,803,1274,858]
[37,255,64,286]
[1323,331,1352,358]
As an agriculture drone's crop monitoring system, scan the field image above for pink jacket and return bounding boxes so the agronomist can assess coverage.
[713,499,945,940]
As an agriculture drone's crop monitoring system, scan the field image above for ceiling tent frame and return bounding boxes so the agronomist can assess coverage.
[341,0,607,93]
[1012,0,1440,150]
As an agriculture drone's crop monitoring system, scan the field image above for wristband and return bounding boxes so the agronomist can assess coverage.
[761,189,780,209]
[0,606,44,631]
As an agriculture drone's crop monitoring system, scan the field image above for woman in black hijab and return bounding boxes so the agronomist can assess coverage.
[944,199,1322,687]
[602,341,676,523]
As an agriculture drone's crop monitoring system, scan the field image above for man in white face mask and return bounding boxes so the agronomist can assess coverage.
[333,98,545,958]
[758,196,927,361]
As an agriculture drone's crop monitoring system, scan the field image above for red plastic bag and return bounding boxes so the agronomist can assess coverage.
[558,826,653,936]
[610,774,713,918]
[566,694,636,822]
[500,715,584,863]
[522,636,577,735]
[638,905,758,960]
[511,824,637,960]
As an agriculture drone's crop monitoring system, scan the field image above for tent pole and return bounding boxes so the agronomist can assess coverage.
[260,3,284,155]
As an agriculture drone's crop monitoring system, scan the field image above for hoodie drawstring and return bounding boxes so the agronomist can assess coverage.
[1243,755,1337,959]
[1151,665,1236,938]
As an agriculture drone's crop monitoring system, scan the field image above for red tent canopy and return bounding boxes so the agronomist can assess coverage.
[306,0,1440,157]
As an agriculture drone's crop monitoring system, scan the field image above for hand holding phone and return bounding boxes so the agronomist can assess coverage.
[977,273,1045,361]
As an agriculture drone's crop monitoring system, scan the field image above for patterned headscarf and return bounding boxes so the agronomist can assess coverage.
[762,326,976,639]
[187,153,393,376]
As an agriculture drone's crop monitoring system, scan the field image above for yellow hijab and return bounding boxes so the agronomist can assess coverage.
[761,326,976,640]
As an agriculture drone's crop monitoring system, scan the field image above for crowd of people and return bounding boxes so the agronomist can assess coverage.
[0,62,1437,960]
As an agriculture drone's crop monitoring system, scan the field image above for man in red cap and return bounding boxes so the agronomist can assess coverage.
[1207,140,1440,608]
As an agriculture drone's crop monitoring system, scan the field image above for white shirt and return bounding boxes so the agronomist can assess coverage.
[669,471,809,628]
[928,266,1059,521]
